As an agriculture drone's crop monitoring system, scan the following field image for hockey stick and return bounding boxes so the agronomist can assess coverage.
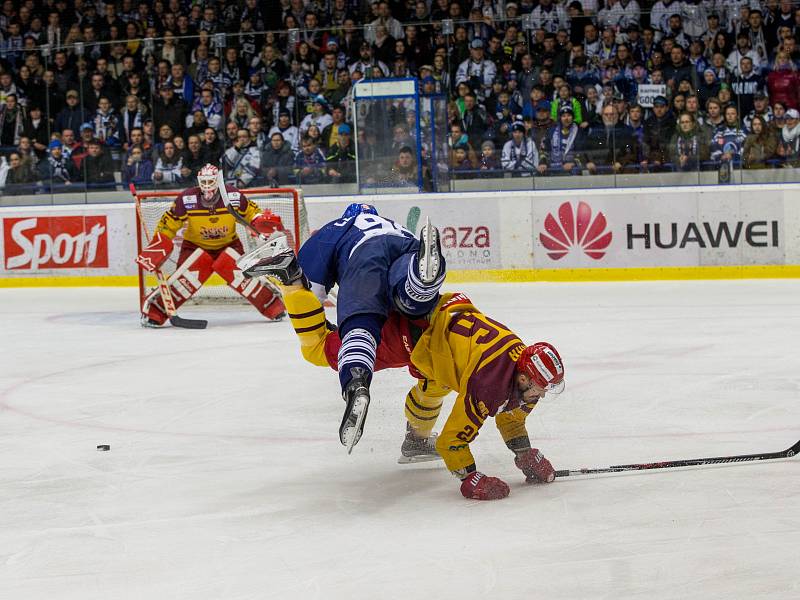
[131,184,208,329]
[554,438,800,478]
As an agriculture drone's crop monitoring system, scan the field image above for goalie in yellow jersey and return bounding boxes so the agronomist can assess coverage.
[243,247,565,500]
[135,164,287,326]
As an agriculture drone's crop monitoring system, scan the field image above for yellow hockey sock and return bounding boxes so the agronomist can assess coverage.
[283,287,331,368]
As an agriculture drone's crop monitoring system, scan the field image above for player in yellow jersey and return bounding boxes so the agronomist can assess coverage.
[242,245,565,501]
[135,164,287,326]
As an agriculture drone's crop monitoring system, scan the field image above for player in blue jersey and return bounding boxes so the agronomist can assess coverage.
[242,202,445,451]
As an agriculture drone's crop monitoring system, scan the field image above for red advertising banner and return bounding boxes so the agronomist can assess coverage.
[3,216,109,270]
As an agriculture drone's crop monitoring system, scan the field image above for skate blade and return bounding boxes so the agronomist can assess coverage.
[397,454,443,464]
[346,396,369,455]
[420,217,440,284]
[236,233,290,272]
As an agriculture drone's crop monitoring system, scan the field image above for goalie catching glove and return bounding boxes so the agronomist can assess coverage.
[514,447,556,483]
[136,232,173,273]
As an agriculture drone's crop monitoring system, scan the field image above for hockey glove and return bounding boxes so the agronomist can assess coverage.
[136,232,173,273]
[250,210,285,237]
[514,448,556,484]
[460,471,510,500]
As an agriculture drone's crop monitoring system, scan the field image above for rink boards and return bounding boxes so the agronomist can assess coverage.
[1,183,800,286]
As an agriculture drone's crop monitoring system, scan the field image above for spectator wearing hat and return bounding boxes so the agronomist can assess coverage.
[348,42,390,79]
[581,103,638,173]
[776,108,800,165]
[488,88,521,145]
[542,105,581,174]
[744,93,773,132]
[698,68,722,108]
[299,94,333,137]
[82,140,116,188]
[37,139,79,189]
[550,84,584,124]
[325,123,357,183]
[525,99,551,148]
[501,121,541,177]
[641,95,673,170]
[54,90,91,134]
[152,84,187,138]
[455,39,497,101]
[70,123,96,171]
[477,139,500,176]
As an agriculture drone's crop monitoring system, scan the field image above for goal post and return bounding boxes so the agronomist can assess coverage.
[133,187,309,308]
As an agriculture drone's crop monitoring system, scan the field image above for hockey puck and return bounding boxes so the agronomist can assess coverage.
[96,444,110,451]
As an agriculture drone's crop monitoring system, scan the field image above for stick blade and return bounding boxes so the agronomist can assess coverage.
[169,315,208,329]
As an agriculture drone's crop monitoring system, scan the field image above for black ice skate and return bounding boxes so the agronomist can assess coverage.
[339,367,371,454]
[397,424,442,464]
[418,217,443,285]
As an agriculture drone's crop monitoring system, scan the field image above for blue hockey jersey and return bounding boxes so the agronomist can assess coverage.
[297,213,416,303]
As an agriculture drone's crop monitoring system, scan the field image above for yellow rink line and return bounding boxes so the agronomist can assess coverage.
[2,265,800,288]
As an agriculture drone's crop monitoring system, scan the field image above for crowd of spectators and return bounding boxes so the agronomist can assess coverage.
[2,0,800,195]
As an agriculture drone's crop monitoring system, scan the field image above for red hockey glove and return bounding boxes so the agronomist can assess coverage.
[460,471,510,500]
[514,448,556,483]
[136,232,173,273]
[250,210,285,237]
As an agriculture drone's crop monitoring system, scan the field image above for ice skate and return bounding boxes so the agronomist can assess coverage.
[339,367,371,453]
[418,217,443,285]
[398,424,442,464]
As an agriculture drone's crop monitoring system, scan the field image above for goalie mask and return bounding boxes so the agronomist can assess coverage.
[197,164,219,204]
[516,342,565,394]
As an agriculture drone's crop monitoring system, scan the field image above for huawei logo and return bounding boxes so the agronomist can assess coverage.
[540,201,613,260]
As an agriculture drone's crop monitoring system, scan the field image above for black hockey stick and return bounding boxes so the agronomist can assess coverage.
[132,184,208,329]
[554,438,800,478]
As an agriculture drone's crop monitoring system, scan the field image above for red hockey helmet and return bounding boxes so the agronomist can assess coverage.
[516,342,565,394]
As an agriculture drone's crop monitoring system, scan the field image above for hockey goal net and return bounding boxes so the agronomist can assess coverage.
[134,187,309,308]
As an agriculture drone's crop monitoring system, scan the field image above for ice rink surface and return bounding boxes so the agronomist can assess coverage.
[1,280,799,600]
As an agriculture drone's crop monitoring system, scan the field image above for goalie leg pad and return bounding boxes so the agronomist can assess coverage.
[140,248,214,324]
[213,247,287,320]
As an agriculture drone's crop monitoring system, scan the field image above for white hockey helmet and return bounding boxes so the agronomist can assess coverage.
[197,163,219,196]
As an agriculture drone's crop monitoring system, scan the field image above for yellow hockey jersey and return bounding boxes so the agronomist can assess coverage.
[155,185,261,250]
[411,293,536,475]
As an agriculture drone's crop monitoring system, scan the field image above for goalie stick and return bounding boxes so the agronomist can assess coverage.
[131,184,208,329]
[554,438,800,478]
